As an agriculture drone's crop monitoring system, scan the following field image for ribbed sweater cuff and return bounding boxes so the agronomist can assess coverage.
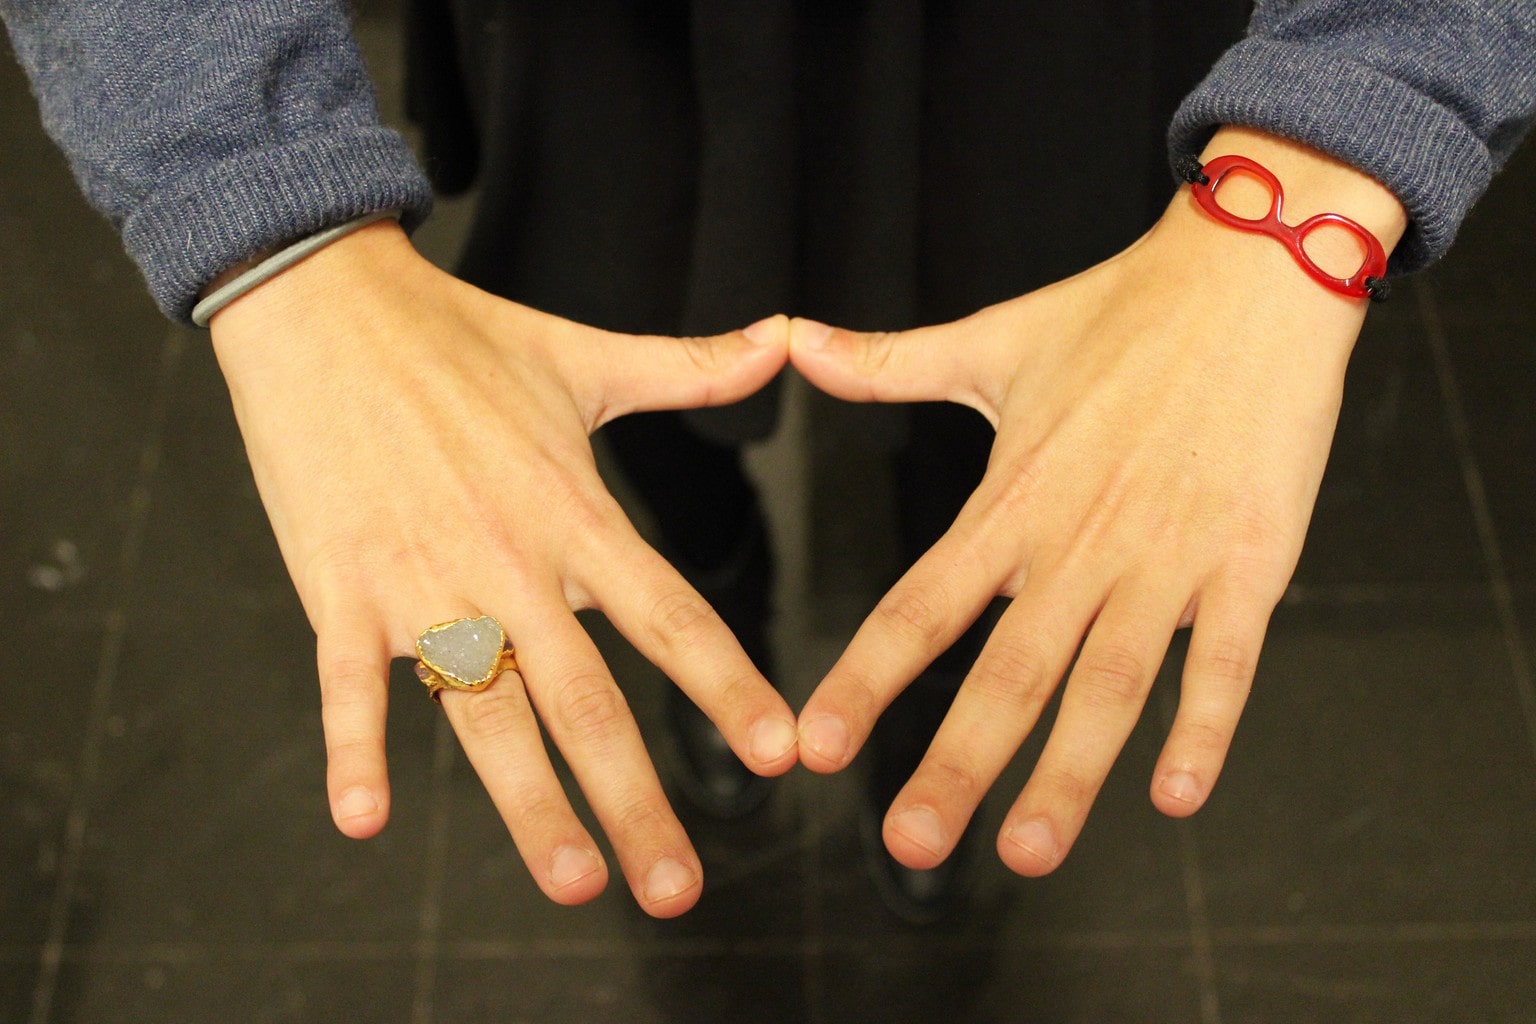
[122,126,434,323]
[1168,38,1491,274]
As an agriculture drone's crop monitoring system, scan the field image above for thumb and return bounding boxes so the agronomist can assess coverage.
[787,316,998,417]
[568,314,791,428]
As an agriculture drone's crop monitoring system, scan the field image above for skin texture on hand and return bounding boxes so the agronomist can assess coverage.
[207,220,798,917]
[789,128,1408,878]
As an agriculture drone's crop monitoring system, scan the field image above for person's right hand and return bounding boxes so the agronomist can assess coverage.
[207,219,798,918]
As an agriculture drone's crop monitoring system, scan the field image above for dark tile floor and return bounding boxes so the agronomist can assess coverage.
[5,10,1536,1024]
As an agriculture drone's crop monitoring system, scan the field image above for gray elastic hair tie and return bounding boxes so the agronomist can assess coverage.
[191,209,401,328]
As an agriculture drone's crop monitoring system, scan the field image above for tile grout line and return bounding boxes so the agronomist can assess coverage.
[11,916,1536,965]
[801,772,828,1024]
[1174,819,1223,1024]
[1159,684,1223,1024]
[28,328,186,1024]
[409,714,459,1024]
[1417,279,1536,768]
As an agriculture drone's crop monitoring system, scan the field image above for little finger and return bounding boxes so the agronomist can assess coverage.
[1151,579,1273,817]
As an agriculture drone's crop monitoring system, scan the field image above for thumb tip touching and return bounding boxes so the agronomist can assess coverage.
[788,317,837,353]
[741,313,791,348]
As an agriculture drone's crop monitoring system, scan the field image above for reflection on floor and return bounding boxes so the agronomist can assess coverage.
[4,10,1536,1024]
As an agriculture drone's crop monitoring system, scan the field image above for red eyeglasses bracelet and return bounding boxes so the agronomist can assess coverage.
[1178,154,1391,302]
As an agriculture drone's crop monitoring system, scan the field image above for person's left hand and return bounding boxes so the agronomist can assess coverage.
[787,128,1405,876]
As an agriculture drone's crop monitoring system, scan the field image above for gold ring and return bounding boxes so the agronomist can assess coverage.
[414,615,519,703]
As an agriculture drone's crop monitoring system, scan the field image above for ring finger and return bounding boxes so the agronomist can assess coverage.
[427,604,612,907]
[998,575,1187,876]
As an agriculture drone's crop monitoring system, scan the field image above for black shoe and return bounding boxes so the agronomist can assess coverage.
[860,677,975,925]
[666,510,778,820]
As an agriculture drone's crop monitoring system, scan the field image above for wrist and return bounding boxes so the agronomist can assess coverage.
[199,213,413,331]
[1196,126,1408,252]
[207,219,437,397]
[1133,128,1407,341]
[1163,127,1406,305]
[208,219,419,330]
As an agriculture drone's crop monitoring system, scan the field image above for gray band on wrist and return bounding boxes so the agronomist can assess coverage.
[191,209,402,329]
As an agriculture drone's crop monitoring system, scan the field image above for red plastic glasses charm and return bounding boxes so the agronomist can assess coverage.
[1185,154,1389,301]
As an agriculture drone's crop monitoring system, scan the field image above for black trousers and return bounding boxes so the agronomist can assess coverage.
[407,0,1248,617]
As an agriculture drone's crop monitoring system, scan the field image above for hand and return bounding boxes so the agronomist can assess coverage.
[790,129,1407,877]
[209,220,798,917]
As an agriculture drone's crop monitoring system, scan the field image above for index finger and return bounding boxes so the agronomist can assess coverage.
[796,529,1007,773]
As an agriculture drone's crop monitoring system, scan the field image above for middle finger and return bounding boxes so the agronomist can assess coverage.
[510,588,705,918]
[998,574,1187,877]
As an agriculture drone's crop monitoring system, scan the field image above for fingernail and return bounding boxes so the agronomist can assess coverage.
[750,717,798,764]
[889,807,946,856]
[801,715,850,765]
[741,316,779,346]
[335,786,379,821]
[644,858,698,903]
[1160,771,1201,805]
[1006,819,1058,866]
[795,318,835,351]
[549,845,603,891]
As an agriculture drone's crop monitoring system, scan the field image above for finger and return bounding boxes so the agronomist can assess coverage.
[786,315,1001,419]
[565,315,791,427]
[315,614,392,840]
[797,527,1009,774]
[998,579,1185,877]
[588,534,799,778]
[1150,579,1272,818]
[512,596,704,918]
[878,576,1101,869]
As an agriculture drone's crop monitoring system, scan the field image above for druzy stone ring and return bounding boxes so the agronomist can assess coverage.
[414,615,519,703]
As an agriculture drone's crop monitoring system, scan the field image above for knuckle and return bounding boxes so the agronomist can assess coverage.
[323,733,379,765]
[1174,711,1236,756]
[530,471,626,559]
[1037,764,1096,808]
[986,456,1047,520]
[856,331,898,377]
[705,672,759,723]
[301,538,385,604]
[967,635,1053,716]
[1227,499,1294,550]
[681,334,724,376]
[1075,643,1152,711]
[510,789,570,835]
[611,796,669,838]
[317,656,380,701]
[927,754,982,801]
[1195,636,1257,690]
[874,586,950,648]
[552,674,631,742]
[1221,553,1291,607]
[1217,508,1302,587]
[458,686,532,744]
[646,590,719,652]
[826,666,884,723]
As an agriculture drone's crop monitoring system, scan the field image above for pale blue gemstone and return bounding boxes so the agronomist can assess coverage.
[418,616,504,686]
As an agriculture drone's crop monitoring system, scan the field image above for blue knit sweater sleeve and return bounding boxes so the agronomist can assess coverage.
[1170,0,1536,274]
[0,0,433,323]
